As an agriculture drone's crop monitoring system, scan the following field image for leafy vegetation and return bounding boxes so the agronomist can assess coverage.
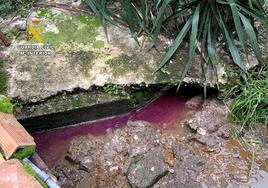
[0,0,38,17]
[103,84,127,96]
[85,0,268,128]
[85,0,268,87]
[229,65,268,127]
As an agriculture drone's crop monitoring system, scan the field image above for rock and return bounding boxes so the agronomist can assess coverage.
[126,149,169,188]
[51,115,259,188]
[185,96,203,109]
[54,162,87,188]
[186,100,231,152]
[80,156,93,172]
[163,151,176,167]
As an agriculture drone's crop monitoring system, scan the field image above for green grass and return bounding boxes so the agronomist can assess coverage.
[229,66,268,127]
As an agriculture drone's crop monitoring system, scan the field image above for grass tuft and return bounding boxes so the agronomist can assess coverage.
[229,66,268,127]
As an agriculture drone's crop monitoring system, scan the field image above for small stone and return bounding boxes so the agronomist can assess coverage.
[168,168,175,174]
[109,166,119,172]
[126,136,134,145]
[80,156,93,172]
[186,96,202,109]
[106,128,113,134]
[198,128,207,136]
[133,135,138,140]
[164,152,176,166]
[126,149,168,188]
[233,174,248,183]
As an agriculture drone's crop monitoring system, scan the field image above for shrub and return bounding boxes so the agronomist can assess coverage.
[0,0,38,17]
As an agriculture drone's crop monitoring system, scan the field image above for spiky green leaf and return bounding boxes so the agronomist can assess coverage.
[239,13,262,62]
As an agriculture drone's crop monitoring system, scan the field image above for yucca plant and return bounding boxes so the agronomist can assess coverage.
[84,0,268,85]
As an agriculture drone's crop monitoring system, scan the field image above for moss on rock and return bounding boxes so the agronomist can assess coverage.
[0,95,13,114]
[105,54,152,79]
[14,89,130,119]
[0,59,7,95]
[40,14,104,48]
[13,145,36,160]
[69,50,95,75]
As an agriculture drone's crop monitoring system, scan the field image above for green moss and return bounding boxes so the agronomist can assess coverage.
[0,59,7,95]
[69,50,95,75]
[37,7,53,19]
[71,99,82,108]
[155,52,186,84]
[130,91,148,105]
[4,30,16,39]
[0,95,13,114]
[103,84,127,96]
[13,145,36,160]
[105,54,151,79]
[40,14,104,48]
[92,40,105,48]
[14,90,129,118]
[22,162,48,188]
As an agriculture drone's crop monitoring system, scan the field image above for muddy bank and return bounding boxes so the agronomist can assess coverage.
[36,97,268,188]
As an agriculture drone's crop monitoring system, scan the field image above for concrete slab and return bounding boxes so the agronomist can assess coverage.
[1,8,218,103]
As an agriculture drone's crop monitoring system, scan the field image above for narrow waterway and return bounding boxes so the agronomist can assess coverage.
[33,92,191,167]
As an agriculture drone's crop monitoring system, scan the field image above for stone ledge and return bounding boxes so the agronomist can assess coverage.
[0,159,42,188]
[0,112,35,159]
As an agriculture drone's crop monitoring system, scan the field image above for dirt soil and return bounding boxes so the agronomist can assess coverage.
[52,99,268,188]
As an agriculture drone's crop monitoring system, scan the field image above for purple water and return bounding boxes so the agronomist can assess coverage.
[33,93,190,167]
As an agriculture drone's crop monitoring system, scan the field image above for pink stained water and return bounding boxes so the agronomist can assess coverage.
[33,93,190,167]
